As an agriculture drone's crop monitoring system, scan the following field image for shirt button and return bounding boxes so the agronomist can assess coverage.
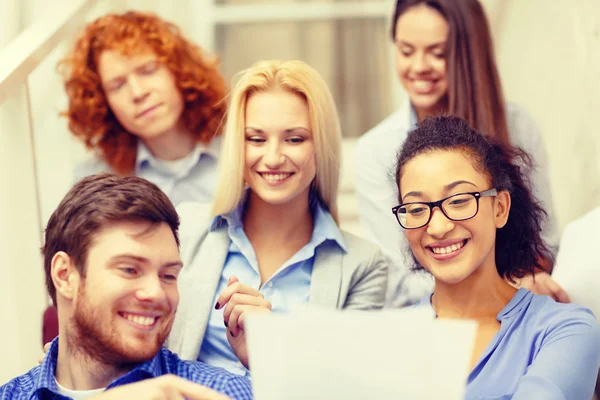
[267,281,273,287]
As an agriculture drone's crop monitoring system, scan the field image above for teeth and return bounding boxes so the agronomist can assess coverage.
[262,173,291,182]
[413,80,434,90]
[124,313,156,327]
[431,241,464,255]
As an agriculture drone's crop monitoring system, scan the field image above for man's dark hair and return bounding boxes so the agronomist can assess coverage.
[42,173,180,305]
[395,115,552,281]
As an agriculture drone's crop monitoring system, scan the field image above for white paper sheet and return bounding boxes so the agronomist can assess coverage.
[246,307,477,400]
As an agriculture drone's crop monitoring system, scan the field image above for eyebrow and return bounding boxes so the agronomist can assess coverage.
[402,180,478,201]
[244,127,311,134]
[110,254,183,269]
[395,39,447,50]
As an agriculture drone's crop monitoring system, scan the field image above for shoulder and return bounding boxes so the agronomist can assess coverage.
[563,207,600,238]
[161,351,252,398]
[357,108,409,153]
[0,367,40,399]
[504,102,544,145]
[74,154,112,181]
[556,207,600,260]
[341,231,382,257]
[526,293,600,341]
[176,202,214,239]
[339,231,388,272]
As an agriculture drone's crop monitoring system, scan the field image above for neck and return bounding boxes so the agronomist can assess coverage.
[414,97,449,121]
[432,257,517,320]
[142,121,196,161]
[55,331,130,391]
[243,191,313,243]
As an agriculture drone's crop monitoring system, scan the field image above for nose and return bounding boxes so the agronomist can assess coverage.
[263,141,285,168]
[412,52,431,74]
[135,275,167,303]
[426,207,455,239]
[128,75,149,104]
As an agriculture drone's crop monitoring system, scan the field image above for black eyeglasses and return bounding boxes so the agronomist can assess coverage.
[391,188,498,229]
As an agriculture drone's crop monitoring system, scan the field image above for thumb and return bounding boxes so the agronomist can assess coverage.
[228,275,239,286]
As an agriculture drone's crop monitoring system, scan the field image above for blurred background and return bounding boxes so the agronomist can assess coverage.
[0,0,599,383]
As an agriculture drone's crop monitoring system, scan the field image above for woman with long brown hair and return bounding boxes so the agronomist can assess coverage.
[355,0,561,307]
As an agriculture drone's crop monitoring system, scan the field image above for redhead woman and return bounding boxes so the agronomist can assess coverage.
[59,11,227,205]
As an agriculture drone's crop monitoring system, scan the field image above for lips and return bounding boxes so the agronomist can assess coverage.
[258,172,294,183]
[426,239,469,261]
[410,78,439,95]
[118,311,161,329]
[135,104,162,119]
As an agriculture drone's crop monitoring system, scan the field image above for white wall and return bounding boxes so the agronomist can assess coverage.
[492,0,600,230]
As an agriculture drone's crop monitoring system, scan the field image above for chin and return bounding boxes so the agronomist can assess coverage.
[410,95,445,112]
[427,264,472,285]
[119,336,163,362]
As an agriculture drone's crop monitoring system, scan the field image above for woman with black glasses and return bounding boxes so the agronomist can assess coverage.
[393,115,600,400]
[355,0,562,307]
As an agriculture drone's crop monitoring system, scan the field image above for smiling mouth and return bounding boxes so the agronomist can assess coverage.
[118,311,159,328]
[427,239,469,256]
[258,172,294,182]
[410,78,439,94]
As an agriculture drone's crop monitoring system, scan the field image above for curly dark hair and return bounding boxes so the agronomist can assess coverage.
[58,11,228,174]
[394,115,552,281]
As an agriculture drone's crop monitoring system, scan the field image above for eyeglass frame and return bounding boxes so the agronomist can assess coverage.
[391,188,498,229]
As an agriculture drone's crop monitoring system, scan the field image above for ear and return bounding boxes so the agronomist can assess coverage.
[51,251,80,303]
[494,190,511,229]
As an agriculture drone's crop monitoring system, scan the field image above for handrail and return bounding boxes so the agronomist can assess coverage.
[0,0,98,104]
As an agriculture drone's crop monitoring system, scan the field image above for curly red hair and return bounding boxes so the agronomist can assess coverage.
[59,11,228,175]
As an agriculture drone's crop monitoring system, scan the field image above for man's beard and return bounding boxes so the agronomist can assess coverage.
[66,281,173,368]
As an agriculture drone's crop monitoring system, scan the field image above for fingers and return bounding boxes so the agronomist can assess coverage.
[228,275,239,286]
[225,295,272,336]
[544,278,570,303]
[529,272,571,303]
[38,342,52,365]
[215,279,263,311]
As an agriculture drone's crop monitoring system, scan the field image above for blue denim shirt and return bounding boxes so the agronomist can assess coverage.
[198,199,346,375]
[0,338,253,400]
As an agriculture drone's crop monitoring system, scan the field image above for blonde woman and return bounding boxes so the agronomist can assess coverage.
[167,60,388,375]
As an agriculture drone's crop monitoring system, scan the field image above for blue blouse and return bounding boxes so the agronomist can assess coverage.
[198,199,346,375]
[418,288,600,399]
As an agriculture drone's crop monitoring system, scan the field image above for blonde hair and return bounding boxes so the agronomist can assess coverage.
[212,60,341,223]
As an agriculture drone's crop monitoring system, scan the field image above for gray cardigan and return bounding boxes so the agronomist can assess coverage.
[167,202,388,361]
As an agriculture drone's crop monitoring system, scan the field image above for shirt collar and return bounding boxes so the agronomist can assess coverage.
[136,136,221,168]
[210,192,347,252]
[30,338,166,399]
[29,338,60,399]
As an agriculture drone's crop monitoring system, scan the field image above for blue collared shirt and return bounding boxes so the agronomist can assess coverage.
[75,138,221,206]
[198,199,346,375]
[0,338,252,400]
[418,288,600,400]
